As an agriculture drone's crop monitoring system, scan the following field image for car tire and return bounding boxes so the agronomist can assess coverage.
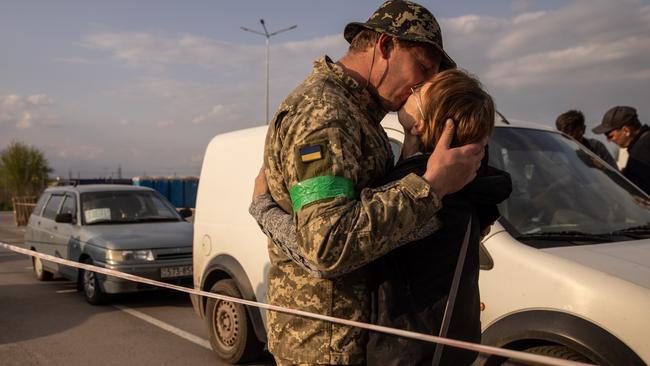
[81,258,107,305]
[33,256,53,281]
[205,279,263,364]
[502,345,591,365]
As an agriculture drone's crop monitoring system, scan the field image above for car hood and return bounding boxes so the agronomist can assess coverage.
[543,239,650,289]
[80,221,193,250]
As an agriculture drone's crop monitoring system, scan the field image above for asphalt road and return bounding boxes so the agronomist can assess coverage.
[0,211,273,366]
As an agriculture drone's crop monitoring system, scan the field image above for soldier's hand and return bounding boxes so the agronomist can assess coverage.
[422,119,485,198]
[252,165,270,200]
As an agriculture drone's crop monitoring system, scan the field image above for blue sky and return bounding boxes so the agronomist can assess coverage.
[1,0,649,178]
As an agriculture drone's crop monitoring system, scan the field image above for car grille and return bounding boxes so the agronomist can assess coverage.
[154,248,192,260]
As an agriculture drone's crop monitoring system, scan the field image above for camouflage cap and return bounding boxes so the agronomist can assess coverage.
[344,0,456,70]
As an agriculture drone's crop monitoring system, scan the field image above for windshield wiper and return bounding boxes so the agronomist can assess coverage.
[86,219,125,225]
[610,224,650,237]
[516,230,613,242]
[133,217,179,223]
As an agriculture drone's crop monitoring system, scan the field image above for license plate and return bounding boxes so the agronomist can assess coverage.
[161,265,193,279]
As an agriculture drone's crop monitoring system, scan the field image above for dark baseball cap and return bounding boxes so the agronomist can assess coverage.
[344,0,456,71]
[592,106,639,134]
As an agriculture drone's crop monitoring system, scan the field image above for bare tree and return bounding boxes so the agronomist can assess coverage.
[0,142,52,197]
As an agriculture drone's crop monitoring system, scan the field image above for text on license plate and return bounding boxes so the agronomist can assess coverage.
[161,265,193,279]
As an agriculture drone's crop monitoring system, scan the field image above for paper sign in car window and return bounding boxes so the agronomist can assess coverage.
[85,208,111,223]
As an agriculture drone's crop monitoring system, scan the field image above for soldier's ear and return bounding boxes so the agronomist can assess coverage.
[377,34,393,59]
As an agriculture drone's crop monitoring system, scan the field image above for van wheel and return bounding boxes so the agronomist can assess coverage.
[81,258,107,305]
[206,279,263,364]
[33,256,53,281]
[502,345,591,365]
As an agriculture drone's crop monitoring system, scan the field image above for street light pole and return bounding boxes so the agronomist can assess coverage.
[241,19,297,124]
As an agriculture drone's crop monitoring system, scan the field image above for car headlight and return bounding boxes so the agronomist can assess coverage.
[106,249,155,263]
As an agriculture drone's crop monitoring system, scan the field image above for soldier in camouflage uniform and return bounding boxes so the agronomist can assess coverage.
[262,1,486,364]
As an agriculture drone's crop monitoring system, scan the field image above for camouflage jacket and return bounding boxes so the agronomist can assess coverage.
[263,56,441,364]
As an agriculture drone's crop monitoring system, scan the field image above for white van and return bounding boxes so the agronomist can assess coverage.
[192,115,650,365]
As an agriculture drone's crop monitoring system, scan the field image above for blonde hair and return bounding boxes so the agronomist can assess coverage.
[419,69,495,151]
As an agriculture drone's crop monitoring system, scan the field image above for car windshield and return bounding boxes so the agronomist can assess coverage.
[80,190,179,225]
[488,127,650,246]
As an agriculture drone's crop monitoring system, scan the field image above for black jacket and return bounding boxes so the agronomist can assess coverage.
[624,125,650,195]
[367,151,512,366]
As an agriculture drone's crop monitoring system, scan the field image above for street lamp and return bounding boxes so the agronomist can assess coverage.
[241,19,297,124]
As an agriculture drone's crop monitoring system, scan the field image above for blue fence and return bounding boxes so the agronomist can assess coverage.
[133,176,199,208]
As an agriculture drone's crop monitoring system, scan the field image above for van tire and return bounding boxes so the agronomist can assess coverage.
[206,279,263,364]
[33,256,53,281]
[502,345,591,365]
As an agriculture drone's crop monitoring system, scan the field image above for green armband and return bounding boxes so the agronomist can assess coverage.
[289,176,356,212]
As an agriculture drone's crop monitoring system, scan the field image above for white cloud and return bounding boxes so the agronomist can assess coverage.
[444,15,506,36]
[512,0,535,14]
[72,0,649,156]
[486,35,650,88]
[512,10,546,24]
[192,104,228,124]
[83,30,345,76]
[190,153,204,165]
[53,57,94,64]
[57,145,104,160]
[441,0,650,90]
[83,32,258,73]
[155,120,175,128]
[83,29,347,130]
[0,94,58,129]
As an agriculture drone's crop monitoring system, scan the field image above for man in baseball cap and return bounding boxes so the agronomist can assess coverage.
[593,106,650,193]
[257,1,486,365]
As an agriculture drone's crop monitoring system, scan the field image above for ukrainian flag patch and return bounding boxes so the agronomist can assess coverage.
[299,145,323,162]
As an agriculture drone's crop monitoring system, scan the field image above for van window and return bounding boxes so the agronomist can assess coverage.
[42,194,64,220]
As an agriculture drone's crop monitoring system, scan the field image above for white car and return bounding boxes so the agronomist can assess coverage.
[191,115,650,365]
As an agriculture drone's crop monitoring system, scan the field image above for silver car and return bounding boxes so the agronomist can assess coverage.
[25,184,193,304]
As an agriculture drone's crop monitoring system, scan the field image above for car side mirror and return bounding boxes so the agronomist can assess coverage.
[179,208,193,218]
[55,213,74,224]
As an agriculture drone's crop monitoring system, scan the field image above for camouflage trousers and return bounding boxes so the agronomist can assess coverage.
[274,358,365,366]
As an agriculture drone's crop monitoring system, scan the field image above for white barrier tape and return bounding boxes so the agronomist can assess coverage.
[1,242,595,366]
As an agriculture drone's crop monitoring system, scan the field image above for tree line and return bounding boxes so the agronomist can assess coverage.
[0,142,51,210]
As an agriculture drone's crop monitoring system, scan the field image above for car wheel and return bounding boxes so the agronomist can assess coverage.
[81,258,107,305]
[205,279,263,364]
[33,255,53,281]
[502,345,591,365]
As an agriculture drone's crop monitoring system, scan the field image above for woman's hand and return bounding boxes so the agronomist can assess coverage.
[252,165,270,200]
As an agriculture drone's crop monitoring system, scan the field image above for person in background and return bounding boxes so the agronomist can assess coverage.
[592,106,650,194]
[555,109,617,168]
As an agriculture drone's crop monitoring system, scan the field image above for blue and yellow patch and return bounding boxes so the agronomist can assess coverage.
[299,145,323,162]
